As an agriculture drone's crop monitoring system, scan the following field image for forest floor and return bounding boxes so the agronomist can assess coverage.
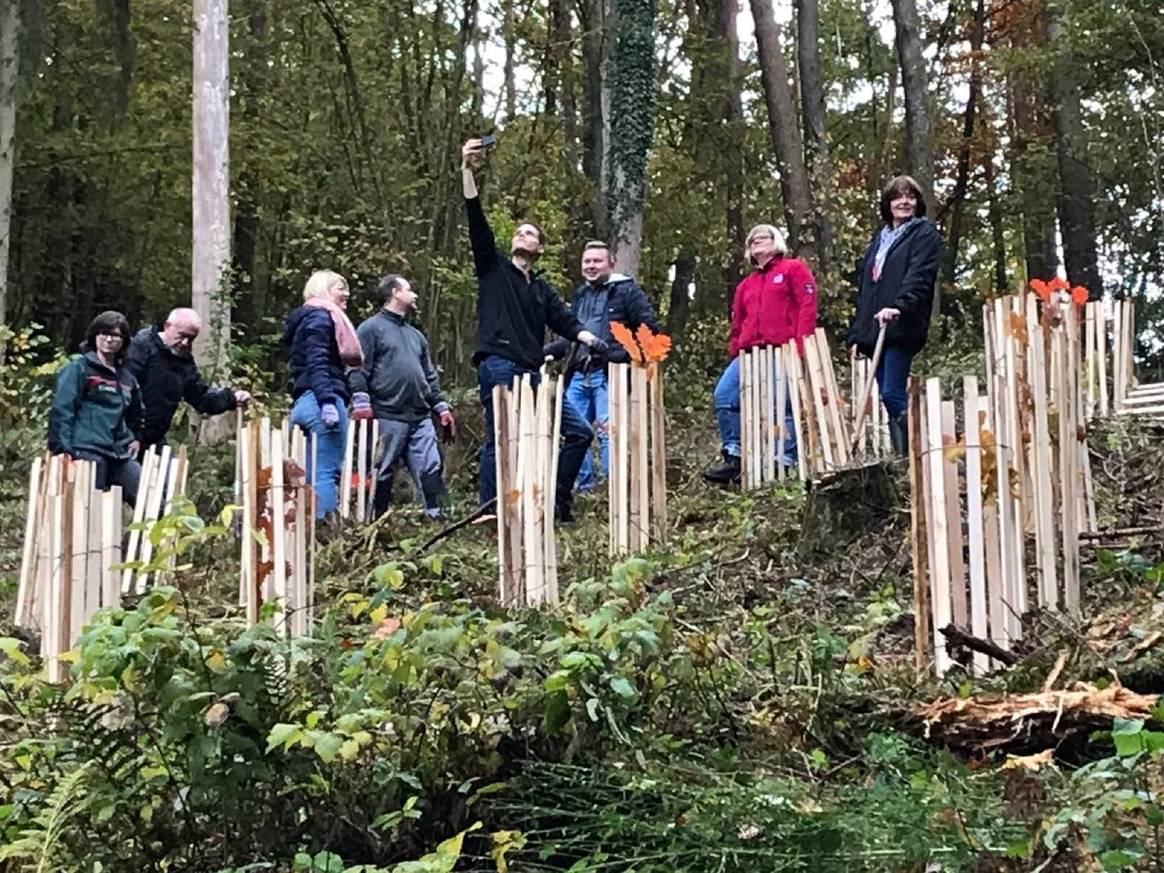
[2,404,1164,871]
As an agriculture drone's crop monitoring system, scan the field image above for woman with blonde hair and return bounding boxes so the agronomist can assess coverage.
[703,224,818,483]
[283,270,364,518]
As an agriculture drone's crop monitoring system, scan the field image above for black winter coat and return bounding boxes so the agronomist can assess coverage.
[466,196,583,370]
[126,326,237,449]
[847,219,942,357]
[283,306,350,406]
[544,274,661,367]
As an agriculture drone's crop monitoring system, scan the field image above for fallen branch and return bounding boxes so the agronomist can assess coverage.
[916,680,1159,752]
[939,623,1019,666]
[418,498,498,554]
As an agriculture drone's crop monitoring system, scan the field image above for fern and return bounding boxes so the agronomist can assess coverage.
[0,761,95,873]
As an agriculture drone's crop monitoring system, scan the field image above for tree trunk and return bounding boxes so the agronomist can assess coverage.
[940,0,984,291]
[795,0,833,274]
[666,248,695,350]
[553,0,580,170]
[1046,3,1101,298]
[0,0,18,338]
[604,0,657,276]
[748,0,814,262]
[890,0,933,199]
[192,0,231,397]
[579,0,611,234]
[985,153,1007,292]
[1009,69,1057,283]
[721,0,744,295]
[503,0,517,119]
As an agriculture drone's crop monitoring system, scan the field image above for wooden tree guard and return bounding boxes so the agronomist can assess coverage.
[608,361,668,553]
[340,418,381,521]
[739,345,786,489]
[237,417,316,636]
[493,371,562,606]
[851,347,888,458]
[122,445,189,595]
[915,292,1097,675]
[15,456,124,682]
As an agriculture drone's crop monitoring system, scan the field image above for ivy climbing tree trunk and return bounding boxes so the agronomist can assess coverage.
[795,0,833,275]
[192,0,231,421]
[0,0,18,338]
[1046,2,1101,297]
[749,0,814,262]
[890,0,933,198]
[603,0,657,276]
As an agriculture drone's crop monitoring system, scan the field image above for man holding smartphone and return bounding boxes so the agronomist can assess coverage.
[461,136,608,523]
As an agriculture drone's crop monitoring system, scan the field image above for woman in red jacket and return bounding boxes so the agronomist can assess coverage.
[704,224,818,483]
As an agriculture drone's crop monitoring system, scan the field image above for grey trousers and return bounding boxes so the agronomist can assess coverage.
[372,418,446,518]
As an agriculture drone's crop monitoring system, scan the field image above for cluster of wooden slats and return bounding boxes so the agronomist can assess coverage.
[492,369,563,607]
[607,361,667,555]
[123,445,189,595]
[912,291,1098,675]
[339,419,381,521]
[738,329,856,485]
[236,416,315,637]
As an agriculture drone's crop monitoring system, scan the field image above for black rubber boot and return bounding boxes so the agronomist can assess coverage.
[889,413,909,457]
[703,451,741,484]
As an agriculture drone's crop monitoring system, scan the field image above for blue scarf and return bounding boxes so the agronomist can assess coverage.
[872,218,920,281]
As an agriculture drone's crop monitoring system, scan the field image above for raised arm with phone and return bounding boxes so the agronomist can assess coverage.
[460,138,605,524]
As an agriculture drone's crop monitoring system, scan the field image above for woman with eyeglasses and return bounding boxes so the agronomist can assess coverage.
[845,175,943,455]
[47,310,145,505]
[703,224,818,483]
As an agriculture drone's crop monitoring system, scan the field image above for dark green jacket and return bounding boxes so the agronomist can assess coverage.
[47,352,144,459]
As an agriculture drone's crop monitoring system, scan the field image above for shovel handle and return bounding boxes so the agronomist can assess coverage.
[849,322,888,453]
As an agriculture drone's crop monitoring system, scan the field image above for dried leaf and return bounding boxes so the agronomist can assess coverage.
[1048,276,1070,293]
[1071,286,1089,306]
[635,324,673,363]
[1008,311,1029,344]
[1029,279,1051,302]
[204,702,231,728]
[1002,749,1055,772]
[610,321,643,364]
[943,440,966,463]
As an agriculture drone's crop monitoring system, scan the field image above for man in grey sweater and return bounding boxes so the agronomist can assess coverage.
[350,275,457,519]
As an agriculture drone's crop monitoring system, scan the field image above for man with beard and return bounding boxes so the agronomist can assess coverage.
[461,137,608,522]
[126,307,252,452]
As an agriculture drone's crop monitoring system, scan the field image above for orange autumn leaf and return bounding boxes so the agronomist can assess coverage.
[1071,286,1089,306]
[635,324,673,363]
[610,321,643,364]
[1008,311,1029,344]
[1029,279,1051,302]
[1048,276,1070,293]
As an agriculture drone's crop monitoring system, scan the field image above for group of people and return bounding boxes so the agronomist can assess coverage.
[47,137,941,528]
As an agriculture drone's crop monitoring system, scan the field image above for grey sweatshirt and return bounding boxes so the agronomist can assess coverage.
[350,310,449,423]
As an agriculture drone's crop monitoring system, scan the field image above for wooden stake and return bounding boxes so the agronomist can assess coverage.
[69,461,90,647]
[816,328,851,462]
[924,378,953,675]
[1059,308,1081,612]
[980,399,1005,663]
[649,362,667,541]
[941,400,967,631]
[907,377,931,673]
[963,378,989,675]
[519,376,542,603]
[775,351,788,481]
[270,434,288,632]
[785,344,809,480]
[850,323,887,455]
[1026,296,1058,610]
[356,418,369,523]
[493,385,511,604]
[15,455,44,629]
[340,418,355,518]
[121,447,157,593]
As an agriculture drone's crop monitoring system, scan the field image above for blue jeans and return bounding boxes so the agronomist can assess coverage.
[713,355,798,466]
[291,390,348,518]
[875,346,915,419]
[566,370,609,491]
[478,355,593,513]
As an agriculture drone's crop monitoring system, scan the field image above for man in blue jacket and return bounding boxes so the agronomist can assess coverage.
[350,274,456,520]
[462,137,608,522]
[546,241,660,490]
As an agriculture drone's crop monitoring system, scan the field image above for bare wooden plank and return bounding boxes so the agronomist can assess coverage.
[356,418,369,523]
[136,445,172,594]
[940,400,967,631]
[816,327,851,462]
[649,362,667,541]
[1026,296,1058,610]
[784,344,809,480]
[15,455,44,629]
[339,418,355,518]
[493,385,511,604]
[519,376,542,604]
[924,378,954,676]
[775,350,787,481]
[102,487,122,611]
[69,461,90,647]
[907,377,931,673]
[546,375,564,603]
[121,447,157,593]
[1059,307,1081,612]
[963,378,989,675]
[980,399,1006,662]
[271,435,288,632]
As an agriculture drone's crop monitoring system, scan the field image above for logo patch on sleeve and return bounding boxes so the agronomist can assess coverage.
[805,283,817,294]
[773,274,785,284]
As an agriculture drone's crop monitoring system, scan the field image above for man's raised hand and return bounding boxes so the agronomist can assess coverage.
[462,138,485,169]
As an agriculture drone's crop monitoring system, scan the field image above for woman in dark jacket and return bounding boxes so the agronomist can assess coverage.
[846,175,942,454]
[47,311,144,505]
[284,270,364,518]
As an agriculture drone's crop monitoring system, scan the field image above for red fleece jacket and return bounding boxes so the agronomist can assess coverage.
[728,256,818,358]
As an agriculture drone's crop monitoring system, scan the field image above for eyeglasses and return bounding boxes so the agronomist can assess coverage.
[749,235,774,244]
[97,332,124,341]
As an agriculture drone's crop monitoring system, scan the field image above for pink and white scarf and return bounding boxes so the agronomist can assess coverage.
[304,297,364,369]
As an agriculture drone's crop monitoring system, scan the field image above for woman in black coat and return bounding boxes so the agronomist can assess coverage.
[846,175,942,454]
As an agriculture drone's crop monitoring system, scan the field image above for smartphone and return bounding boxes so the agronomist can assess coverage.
[479,133,496,150]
